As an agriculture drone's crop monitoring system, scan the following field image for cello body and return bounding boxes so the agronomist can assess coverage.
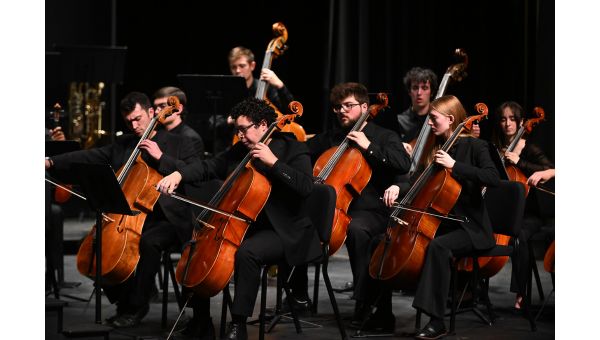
[175,103,304,298]
[369,169,461,289]
[313,147,371,255]
[76,155,163,285]
[175,165,271,298]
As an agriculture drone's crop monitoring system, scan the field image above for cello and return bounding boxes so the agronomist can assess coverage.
[460,107,547,276]
[174,102,304,298]
[369,103,488,289]
[233,22,306,144]
[312,93,389,256]
[408,49,468,177]
[76,96,180,285]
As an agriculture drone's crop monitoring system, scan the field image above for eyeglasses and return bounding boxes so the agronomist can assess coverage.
[153,102,169,111]
[332,102,361,112]
[234,123,257,135]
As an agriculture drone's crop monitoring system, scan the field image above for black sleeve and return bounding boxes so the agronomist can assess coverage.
[157,137,202,176]
[516,142,554,176]
[452,139,501,187]
[268,141,314,198]
[363,127,411,174]
[179,148,232,183]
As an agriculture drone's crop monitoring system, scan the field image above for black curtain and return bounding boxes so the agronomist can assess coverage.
[46,0,553,160]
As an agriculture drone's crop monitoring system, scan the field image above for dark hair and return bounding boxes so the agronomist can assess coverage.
[120,91,151,115]
[329,82,369,105]
[491,101,525,148]
[230,97,277,126]
[153,86,187,116]
[403,67,438,95]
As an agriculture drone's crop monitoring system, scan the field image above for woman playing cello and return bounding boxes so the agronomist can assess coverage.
[157,98,321,340]
[376,95,500,339]
[490,101,555,310]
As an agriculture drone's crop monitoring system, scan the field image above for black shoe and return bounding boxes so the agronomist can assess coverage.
[333,281,354,293]
[281,295,312,315]
[223,322,247,340]
[110,304,149,328]
[171,317,215,340]
[352,310,395,332]
[415,320,447,340]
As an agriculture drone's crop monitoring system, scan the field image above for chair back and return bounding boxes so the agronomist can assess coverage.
[484,180,526,237]
[305,183,337,244]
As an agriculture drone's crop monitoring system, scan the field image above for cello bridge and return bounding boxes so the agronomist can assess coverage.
[391,216,408,226]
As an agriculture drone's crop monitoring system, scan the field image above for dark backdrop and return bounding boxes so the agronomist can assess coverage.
[46,0,554,160]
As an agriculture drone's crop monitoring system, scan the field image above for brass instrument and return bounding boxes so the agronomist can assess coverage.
[67,81,106,148]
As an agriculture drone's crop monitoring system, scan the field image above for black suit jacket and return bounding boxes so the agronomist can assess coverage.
[50,129,201,243]
[306,122,412,215]
[448,137,501,250]
[179,132,321,266]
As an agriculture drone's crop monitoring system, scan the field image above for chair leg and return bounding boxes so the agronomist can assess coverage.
[535,288,554,321]
[220,284,233,338]
[321,258,347,340]
[528,244,545,301]
[449,260,457,334]
[523,252,537,331]
[282,280,302,334]
[161,252,170,329]
[415,309,422,331]
[259,266,268,340]
[312,263,321,315]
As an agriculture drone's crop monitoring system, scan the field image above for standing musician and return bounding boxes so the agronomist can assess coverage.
[375,67,438,148]
[378,95,501,339]
[44,92,201,328]
[489,101,555,310]
[156,97,322,340]
[228,46,295,112]
[292,82,411,324]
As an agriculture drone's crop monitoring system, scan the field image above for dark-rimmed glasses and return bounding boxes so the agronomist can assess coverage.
[235,123,257,135]
[333,102,361,113]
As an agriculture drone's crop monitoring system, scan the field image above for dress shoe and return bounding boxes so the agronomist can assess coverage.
[281,295,312,315]
[352,310,395,332]
[415,320,447,340]
[333,281,354,293]
[110,304,149,328]
[223,322,247,340]
[171,317,215,340]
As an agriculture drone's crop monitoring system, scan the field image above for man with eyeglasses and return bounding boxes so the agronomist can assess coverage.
[281,82,410,330]
[156,97,321,340]
[152,86,205,158]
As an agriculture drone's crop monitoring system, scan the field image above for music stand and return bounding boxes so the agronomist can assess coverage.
[72,163,139,324]
[176,74,246,155]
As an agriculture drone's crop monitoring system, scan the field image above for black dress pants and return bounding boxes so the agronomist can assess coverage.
[346,209,388,302]
[412,227,474,319]
[231,228,285,317]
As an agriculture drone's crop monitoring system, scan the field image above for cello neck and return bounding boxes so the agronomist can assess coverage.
[315,108,371,181]
[408,72,451,176]
[117,115,160,184]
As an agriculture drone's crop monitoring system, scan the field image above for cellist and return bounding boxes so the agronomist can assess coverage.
[489,101,554,310]
[44,92,201,328]
[291,82,411,325]
[157,98,321,340]
[377,95,500,339]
